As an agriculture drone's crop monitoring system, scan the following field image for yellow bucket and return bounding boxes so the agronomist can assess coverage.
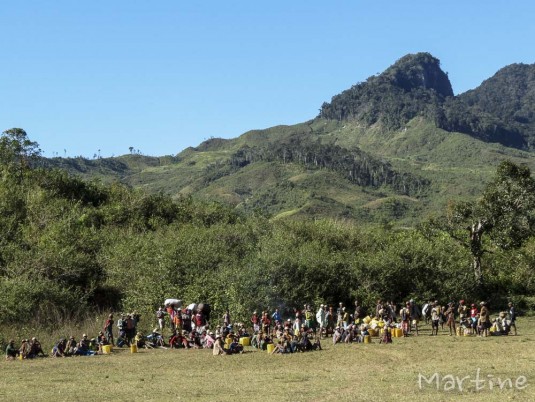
[396,328,403,337]
[225,338,232,346]
[102,345,112,354]
[130,344,138,353]
[363,335,371,344]
[266,343,275,354]
[239,337,250,346]
[363,316,371,324]
[368,329,377,337]
[456,327,461,336]
[18,354,23,361]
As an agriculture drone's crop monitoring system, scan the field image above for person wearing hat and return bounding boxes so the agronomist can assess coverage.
[5,339,18,360]
[75,334,95,356]
[18,339,30,359]
[213,333,227,356]
[251,311,260,333]
[202,331,215,349]
[28,337,46,358]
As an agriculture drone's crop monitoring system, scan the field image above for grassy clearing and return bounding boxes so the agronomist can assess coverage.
[1,318,534,401]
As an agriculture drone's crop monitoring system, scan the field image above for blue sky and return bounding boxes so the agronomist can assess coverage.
[1,1,534,158]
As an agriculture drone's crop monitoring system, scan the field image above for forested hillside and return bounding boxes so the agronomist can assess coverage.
[1,129,535,332]
[44,53,535,225]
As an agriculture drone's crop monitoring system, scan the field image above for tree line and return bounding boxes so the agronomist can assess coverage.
[0,129,534,332]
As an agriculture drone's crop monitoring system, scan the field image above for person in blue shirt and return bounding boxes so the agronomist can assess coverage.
[271,308,282,324]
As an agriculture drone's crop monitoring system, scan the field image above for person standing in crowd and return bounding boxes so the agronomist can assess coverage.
[375,299,384,319]
[305,306,314,330]
[354,300,362,323]
[156,307,165,332]
[223,309,231,327]
[479,302,490,337]
[251,311,260,333]
[458,300,467,327]
[316,304,326,337]
[342,307,350,330]
[444,302,456,336]
[271,308,281,325]
[261,311,271,335]
[409,299,421,336]
[166,304,175,331]
[104,314,115,346]
[336,303,344,327]
[469,303,478,335]
[400,302,410,337]
[125,314,135,344]
[430,301,440,336]
[508,302,517,335]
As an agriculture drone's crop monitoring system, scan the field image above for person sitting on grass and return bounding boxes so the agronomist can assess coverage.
[147,328,165,348]
[19,339,30,359]
[228,335,243,354]
[169,330,188,349]
[65,336,77,356]
[28,337,46,358]
[75,334,96,356]
[359,325,370,342]
[135,332,147,349]
[332,326,342,344]
[270,339,285,354]
[213,334,227,356]
[52,338,67,357]
[95,331,109,353]
[379,326,392,344]
[5,340,19,360]
[187,331,202,349]
[201,331,215,349]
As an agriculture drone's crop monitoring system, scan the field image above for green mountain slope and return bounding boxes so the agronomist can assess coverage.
[45,53,535,225]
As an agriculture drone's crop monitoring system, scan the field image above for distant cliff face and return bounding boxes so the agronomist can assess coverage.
[319,52,453,129]
[382,53,454,97]
[320,53,535,150]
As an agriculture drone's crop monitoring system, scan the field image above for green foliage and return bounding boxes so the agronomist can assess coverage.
[319,53,452,129]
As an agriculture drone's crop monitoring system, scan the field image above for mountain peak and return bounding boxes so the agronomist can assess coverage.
[381,52,453,97]
[319,52,452,128]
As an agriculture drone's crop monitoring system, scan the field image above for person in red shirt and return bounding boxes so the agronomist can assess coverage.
[470,303,479,335]
[251,311,260,332]
[261,311,271,335]
[195,311,204,331]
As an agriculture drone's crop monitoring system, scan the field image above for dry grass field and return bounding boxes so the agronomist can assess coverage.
[1,318,535,402]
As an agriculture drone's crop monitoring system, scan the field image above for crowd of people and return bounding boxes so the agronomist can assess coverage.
[4,298,519,360]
